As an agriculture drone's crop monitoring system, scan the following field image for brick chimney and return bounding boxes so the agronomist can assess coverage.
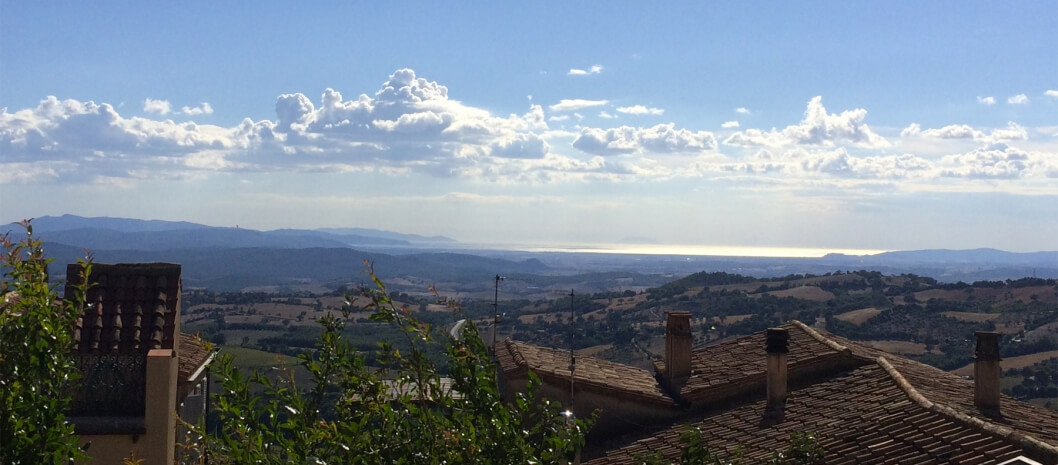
[974,331,1001,416]
[765,328,789,414]
[664,311,692,383]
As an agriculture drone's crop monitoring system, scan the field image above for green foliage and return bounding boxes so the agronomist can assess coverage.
[766,432,824,465]
[0,221,90,464]
[192,261,591,464]
[633,427,821,465]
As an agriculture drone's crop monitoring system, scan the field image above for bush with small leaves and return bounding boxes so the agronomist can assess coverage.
[0,221,91,465]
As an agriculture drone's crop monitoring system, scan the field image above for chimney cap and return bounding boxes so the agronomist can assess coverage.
[975,331,1001,362]
[766,328,790,354]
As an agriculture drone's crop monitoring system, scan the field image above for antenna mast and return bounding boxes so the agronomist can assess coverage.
[569,288,576,407]
[492,274,504,355]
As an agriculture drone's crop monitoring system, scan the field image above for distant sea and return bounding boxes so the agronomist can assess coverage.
[493,243,888,258]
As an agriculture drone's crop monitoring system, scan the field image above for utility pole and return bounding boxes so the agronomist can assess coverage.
[492,275,504,354]
[569,288,576,408]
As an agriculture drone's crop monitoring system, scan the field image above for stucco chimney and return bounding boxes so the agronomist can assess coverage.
[974,331,1001,416]
[664,311,692,382]
[766,328,789,413]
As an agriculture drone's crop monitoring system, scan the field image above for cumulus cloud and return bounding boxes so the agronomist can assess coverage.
[901,122,1026,142]
[6,69,1055,190]
[1008,94,1029,104]
[941,143,1035,179]
[573,123,717,156]
[181,103,214,115]
[550,99,609,111]
[598,111,617,119]
[1,70,648,184]
[568,65,602,76]
[1045,90,1058,98]
[489,133,550,159]
[735,107,750,114]
[616,105,664,115]
[724,147,933,180]
[1,96,247,183]
[143,98,171,115]
[724,97,888,148]
[977,96,995,106]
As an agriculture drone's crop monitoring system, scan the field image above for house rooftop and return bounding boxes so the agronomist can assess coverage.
[496,338,676,407]
[586,360,1041,464]
[67,262,182,354]
[503,320,1058,464]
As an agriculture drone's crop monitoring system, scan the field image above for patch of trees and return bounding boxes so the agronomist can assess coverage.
[1002,358,1058,404]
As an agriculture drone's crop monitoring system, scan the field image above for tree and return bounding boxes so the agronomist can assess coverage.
[190,261,591,464]
[0,222,91,464]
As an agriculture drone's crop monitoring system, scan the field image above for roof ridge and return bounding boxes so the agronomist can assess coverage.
[505,338,527,368]
[789,320,850,355]
[876,356,1058,460]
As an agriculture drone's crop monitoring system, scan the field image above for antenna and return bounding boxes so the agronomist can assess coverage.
[491,275,505,354]
[569,288,576,408]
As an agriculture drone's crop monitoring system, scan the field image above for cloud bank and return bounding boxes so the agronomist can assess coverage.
[2,69,1054,193]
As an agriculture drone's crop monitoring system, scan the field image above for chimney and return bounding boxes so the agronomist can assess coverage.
[664,311,692,383]
[766,328,789,414]
[974,331,1001,416]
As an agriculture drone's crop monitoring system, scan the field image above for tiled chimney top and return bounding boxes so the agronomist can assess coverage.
[765,327,789,418]
[975,331,1001,361]
[766,328,790,354]
[66,263,182,354]
[974,331,1002,416]
[664,311,693,382]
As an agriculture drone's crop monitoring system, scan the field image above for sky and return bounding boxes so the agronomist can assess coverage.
[1,2,1056,254]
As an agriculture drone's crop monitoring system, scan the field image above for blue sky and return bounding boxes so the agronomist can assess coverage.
[2,2,1056,253]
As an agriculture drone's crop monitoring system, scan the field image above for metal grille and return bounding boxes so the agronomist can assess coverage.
[68,354,146,417]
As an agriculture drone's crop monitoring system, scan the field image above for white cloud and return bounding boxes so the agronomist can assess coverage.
[573,123,717,156]
[977,96,995,106]
[598,111,617,119]
[989,122,1028,141]
[724,97,888,148]
[549,99,609,111]
[735,107,750,114]
[568,65,602,76]
[900,122,1026,142]
[721,147,933,180]
[489,133,550,159]
[2,70,651,184]
[616,105,664,115]
[941,143,1037,179]
[1008,94,1029,105]
[143,98,171,115]
[7,70,1056,191]
[921,124,981,140]
[181,102,214,115]
[1045,90,1058,98]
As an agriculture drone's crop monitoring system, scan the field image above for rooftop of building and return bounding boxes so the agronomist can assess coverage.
[502,320,1058,464]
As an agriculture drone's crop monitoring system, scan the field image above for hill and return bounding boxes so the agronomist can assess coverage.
[0,215,457,250]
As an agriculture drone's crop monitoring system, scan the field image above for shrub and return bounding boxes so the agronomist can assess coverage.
[0,222,91,464]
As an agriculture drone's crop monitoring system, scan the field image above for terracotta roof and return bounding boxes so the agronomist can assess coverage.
[67,263,181,354]
[674,321,857,403]
[177,332,215,400]
[497,339,675,406]
[814,325,1058,449]
[585,361,1035,464]
[582,321,1058,464]
[177,333,212,383]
